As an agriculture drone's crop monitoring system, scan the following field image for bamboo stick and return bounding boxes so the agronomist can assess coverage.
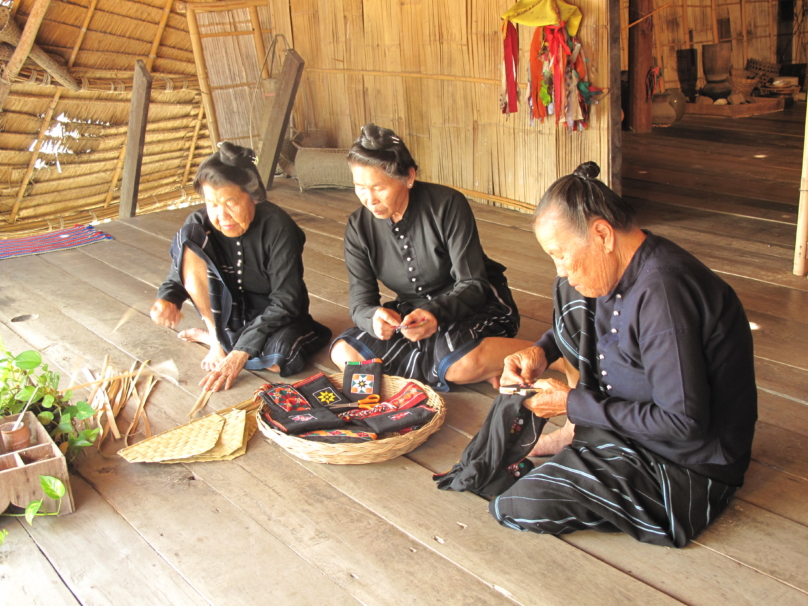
[793,99,808,275]
[622,3,672,30]
[740,0,748,65]
[182,103,205,186]
[146,0,174,71]
[103,148,127,208]
[188,389,212,419]
[770,0,778,61]
[711,0,720,44]
[67,0,98,67]
[0,0,53,110]
[200,27,272,40]
[186,6,220,146]
[185,0,268,13]
[681,0,690,47]
[305,66,503,86]
[249,6,269,79]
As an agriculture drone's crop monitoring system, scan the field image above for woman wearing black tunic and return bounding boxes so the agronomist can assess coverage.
[330,124,533,391]
[151,143,331,391]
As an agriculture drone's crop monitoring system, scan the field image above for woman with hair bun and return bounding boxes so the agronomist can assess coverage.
[151,142,331,391]
[330,123,534,391]
[488,161,757,547]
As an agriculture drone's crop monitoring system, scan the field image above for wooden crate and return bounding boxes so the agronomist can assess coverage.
[0,412,75,515]
[684,97,785,118]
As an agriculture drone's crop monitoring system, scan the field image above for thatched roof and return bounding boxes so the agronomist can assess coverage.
[0,0,209,236]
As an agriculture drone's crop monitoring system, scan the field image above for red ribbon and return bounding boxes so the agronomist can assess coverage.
[503,21,519,114]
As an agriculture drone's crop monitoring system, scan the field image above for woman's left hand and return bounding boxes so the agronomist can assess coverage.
[199,350,250,392]
[522,378,572,418]
[399,309,438,342]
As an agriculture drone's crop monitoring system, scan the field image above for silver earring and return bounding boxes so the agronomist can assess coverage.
[408,183,413,188]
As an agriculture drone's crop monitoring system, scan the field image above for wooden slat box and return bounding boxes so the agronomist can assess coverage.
[0,412,74,515]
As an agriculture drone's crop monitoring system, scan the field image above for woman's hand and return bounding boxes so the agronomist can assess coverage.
[199,350,250,392]
[399,309,438,342]
[372,307,402,340]
[150,299,182,329]
[500,346,549,386]
[522,378,571,418]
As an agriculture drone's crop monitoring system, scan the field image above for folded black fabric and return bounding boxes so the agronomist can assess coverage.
[258,384,310,412]
[298,426,377,444]
[358,405,435,434]
[342,358,383,402]
[293,372,354,412]
[261,405,345,435]
[432,394,545,498]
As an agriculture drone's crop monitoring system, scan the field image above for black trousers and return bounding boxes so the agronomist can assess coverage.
[488,278,737,547]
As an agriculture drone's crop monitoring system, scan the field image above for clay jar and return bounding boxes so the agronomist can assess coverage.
[651,93,677,126]
[667,88,687,121]
[1,421,31,452]
[702,42,732,82]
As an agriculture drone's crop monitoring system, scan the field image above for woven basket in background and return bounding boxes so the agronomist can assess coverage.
[294,145,354,191]
[256,374,446,464]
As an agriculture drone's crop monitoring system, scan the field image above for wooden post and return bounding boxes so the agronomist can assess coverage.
[256,48,304,190]
[793,101,808,276]
[609,0,622,195]
[710,0,719,43]
[771,0,778,61]
[628,0,653,134]
[680,0,690,47]
[186,6,220,146]
[0,0,52,110]
[249,5,269,79]
[118,60,153,219]
[740,0,748,66]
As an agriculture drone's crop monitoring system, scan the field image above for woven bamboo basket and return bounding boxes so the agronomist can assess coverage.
[256,374,445,464]
[745,59,780,84]
[728,69,759,97]
[294,145,354,191]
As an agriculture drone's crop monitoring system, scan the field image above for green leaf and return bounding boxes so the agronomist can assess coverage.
[64,404,79,417]
[37,411,54,424]
[0,528,7,547]
[74,401,95,420]
[15,386,38,402]
[40,476,65,500]
[63,389,73,401]
[25,500,42,525]
[41,394,55,409]
[13,351,42,371]
[79,427,100,443]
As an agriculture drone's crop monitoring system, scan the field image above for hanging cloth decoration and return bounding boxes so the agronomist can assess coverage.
[501,0,603,131]
[500,20,520,115]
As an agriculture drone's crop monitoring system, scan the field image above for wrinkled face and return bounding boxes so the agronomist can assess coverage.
[202,183,256,238]
[351,164,413,221]
[535,211,621,299]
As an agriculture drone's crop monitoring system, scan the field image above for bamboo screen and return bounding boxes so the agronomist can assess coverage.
[253,0,616,213]
[618,0,805,91]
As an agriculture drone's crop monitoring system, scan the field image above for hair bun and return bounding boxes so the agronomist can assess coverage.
[359,122,400,151]
[218,141,256,168]
[574,161,600,180]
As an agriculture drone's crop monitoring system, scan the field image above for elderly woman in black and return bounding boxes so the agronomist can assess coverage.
[151,143,331,392]
[330,124,533,391]
[489,162,757,547]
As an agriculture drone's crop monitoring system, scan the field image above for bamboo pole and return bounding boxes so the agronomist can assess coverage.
[622,3,672,30]
[182,103,205,186]
[249,6,269,79]
[185,0,268,12]
[186,6,220,146]
[710,0,719,44]
[146,0,174,71]
[792,100,808,276]
[681,0,690,47]
[0,0,52,110]
[740,0,748,66]
[67,0,97,66]
[200,27,272,40]
[770,0,778,61]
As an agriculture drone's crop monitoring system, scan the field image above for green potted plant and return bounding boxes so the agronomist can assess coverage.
[0,340,99,461]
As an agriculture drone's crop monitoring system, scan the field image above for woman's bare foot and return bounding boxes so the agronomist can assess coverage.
[529,419,576,457]
[178,327,214,346]
[201,343,227,371]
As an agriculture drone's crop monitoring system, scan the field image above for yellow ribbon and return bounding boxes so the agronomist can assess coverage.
[501,0,583,36]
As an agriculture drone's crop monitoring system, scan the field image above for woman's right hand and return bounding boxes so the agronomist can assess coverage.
[500,346,548,386]
[372,307,402,340]
[150,299,182,329]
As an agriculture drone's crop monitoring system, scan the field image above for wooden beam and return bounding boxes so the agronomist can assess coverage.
[628,0,654,134]
[609,0,622,195]
[680,0,690,48]
[147,0,174,72]
[256,48,304,190]
[0,6,79,92]
[740,0,748,66]
[0,0,52,110]
[710,0,720,44]
[186,6,220,146]
[118,60,153,219]
[793,101,808,276]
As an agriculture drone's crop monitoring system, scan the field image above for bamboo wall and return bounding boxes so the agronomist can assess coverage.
[619,0,807,91]
[255,0,616,212]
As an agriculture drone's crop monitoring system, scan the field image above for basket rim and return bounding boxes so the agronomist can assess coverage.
[256,374,446,464]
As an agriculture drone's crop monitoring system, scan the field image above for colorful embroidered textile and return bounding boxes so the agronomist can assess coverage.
[298,428,377,444]
[359,405,436,435]
[0,225,112,260]
[342,358,383,402]
[260,404,345,435]
[258,384,310,412]
[337,381,428,422]
[501,20,520,114]
[293,372,354,412]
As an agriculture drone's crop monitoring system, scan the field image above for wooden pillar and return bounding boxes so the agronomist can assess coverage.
[118,60,153,219]
[628,0,653,134]
[740,0,748,66]
[187,6,220,146]
[680,0,690,47]
[710,0,719,43]
[793,101,808,276]
[256,49,304,190]
[609,0,622,195]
